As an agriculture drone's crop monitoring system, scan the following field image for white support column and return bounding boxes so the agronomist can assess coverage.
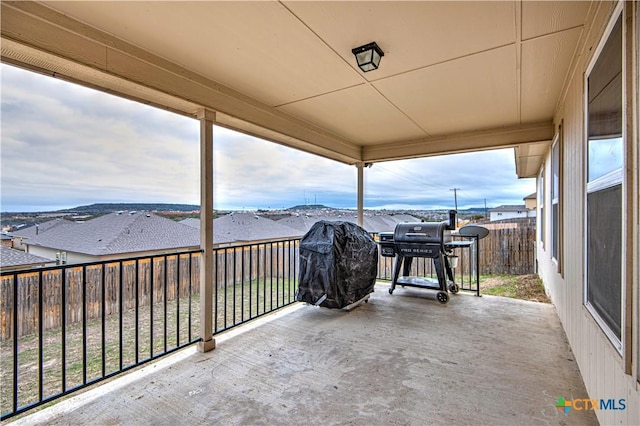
[197,109,216,353]
[356,162,364,227]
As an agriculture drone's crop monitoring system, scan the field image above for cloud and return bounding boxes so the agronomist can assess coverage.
[364,150,534,209]
[1,63,534,212]
[1,64,201,210]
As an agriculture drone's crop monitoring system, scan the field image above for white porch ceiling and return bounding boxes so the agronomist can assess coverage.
[1,1,594,177]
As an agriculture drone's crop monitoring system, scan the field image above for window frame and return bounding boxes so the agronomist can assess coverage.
[625,3,640,385]
[538,166,545,248]
[583,4,625,353]
[551,131,561,270]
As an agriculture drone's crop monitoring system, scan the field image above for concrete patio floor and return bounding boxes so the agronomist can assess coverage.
[12,284,597,425]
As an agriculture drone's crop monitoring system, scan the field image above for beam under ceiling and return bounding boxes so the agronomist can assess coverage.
[362,121,553,164]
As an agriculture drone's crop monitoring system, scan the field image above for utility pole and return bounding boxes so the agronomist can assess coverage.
[450,188,460,227]
[484,198,488,219]
[450,188,460,211]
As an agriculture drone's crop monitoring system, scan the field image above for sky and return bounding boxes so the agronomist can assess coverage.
[0,63,535,213]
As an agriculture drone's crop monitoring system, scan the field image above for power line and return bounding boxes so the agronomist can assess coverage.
[374,164,449,189]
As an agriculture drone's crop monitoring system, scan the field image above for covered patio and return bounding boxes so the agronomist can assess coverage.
[12,285,596,425]
[3,1,639,424]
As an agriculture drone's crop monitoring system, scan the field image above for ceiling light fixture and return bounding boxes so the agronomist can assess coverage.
[351,42,384,72]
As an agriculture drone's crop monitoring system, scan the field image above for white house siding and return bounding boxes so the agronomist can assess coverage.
[27,245,197,265]
[28,245,94,264]
[537,2,640,425]
[489,210,536,222]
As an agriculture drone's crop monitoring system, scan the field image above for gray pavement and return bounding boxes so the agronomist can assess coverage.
[11,284,597,425]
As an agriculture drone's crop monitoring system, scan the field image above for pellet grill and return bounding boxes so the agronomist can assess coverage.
[379,210,460,304]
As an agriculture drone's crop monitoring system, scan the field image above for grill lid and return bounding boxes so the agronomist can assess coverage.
[393,222,449,244]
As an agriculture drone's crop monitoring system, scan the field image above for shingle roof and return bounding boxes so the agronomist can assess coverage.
[490,205,527,212]
[179,218,200,229]
[12,218,71,238]
[391,214,421,223]
[213,213,302,241]
[0,246,54,268]
[23,212,200,255]
[276,215,335,233]
[182,213,303,242]
[277,213,420,234]
[18,211,422,256]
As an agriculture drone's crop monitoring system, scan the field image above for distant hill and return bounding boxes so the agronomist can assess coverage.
[286,204,333,211]
[60,203,200,215]
[458,207,487,213]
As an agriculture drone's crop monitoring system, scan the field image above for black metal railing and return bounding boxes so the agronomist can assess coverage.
[1,232,478,419]
[0,238,300,420]
[212,239,299,334]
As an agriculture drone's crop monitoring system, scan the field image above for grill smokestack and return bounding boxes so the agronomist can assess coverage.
[448,210,457,230]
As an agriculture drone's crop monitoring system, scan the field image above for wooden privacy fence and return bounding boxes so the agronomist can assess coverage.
[453,225,536,276]
[478,225,535,275]
[1,241,299,341]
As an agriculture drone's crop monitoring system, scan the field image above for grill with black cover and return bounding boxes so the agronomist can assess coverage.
[296,221,378,309]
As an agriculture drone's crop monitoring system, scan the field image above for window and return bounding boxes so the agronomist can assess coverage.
[585,12,623,346]
[538,167,545,246]
[551,130,561,267]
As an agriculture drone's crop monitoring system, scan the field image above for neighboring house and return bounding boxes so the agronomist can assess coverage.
[523,192,536,210]
[15,211,200,264]
[0,246,55,271]
[489,205,535,221]
[11,218,69,250]
[1,233,13,248]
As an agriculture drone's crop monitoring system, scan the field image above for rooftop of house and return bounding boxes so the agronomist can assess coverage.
[12,211,423,263]
[489,205,527,212]
[17,211,200,256]
[276,213,420,234]
[209,212,303,242]
[0,246,55,269]
[12,218,70,238]
[180,213,301,242]
[276,214,344,233]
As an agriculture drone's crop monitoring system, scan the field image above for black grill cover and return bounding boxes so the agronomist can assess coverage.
[296,221,378,309]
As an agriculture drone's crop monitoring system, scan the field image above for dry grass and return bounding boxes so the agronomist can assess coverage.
[480,274,550,303]
[1,278,296,417]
